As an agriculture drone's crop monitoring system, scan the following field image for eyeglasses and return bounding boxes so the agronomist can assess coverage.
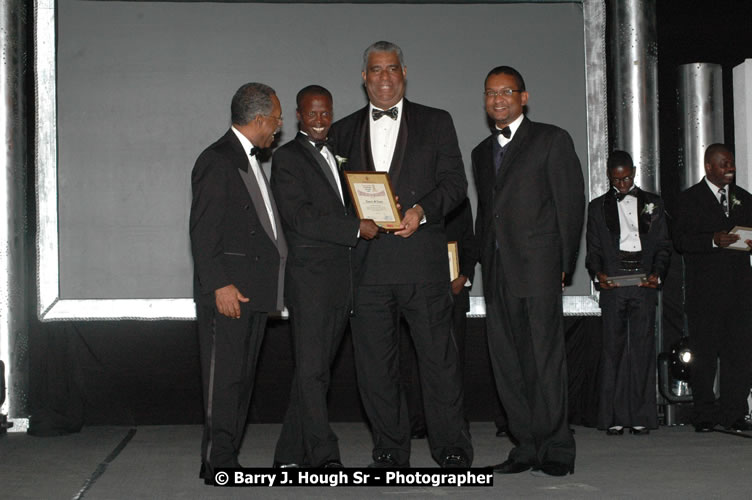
[483,89,524,98]
[610,175,634,184]
[263,114,283,123]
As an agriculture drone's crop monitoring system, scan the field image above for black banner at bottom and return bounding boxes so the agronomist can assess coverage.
[212,468,494,487]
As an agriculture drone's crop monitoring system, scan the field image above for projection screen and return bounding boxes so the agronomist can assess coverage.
[36,0,607,320]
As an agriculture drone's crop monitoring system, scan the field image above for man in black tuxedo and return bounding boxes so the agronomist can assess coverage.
[270,85,379,468]
[585,151,671,436]
[673,143,752,433]
[329,41,472,468]
[190,82,287,484]
[472,66,584,477]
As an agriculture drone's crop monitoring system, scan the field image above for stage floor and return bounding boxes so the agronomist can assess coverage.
[2,422,751,499]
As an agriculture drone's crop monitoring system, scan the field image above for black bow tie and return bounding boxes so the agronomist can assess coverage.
[249,146,260,157]
[615,189,637,202]
[494,126,512,139]
[314,140,332,151]
[372,107,399,121]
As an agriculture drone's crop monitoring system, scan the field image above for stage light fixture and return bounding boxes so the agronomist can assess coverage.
[669,337,692,382]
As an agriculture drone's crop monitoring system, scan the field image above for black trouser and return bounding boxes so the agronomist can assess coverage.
[597,286,658,429]
[198,302,267,471]
[351,282,473,466]
[485,259,575,467]
[274,301,350,466]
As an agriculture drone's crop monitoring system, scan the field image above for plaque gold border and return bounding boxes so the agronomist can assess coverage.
[344,171,402,231]
[448,241,459,281]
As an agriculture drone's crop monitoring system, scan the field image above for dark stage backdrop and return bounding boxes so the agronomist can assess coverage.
[29,317,601,432]
[55,0,590,300]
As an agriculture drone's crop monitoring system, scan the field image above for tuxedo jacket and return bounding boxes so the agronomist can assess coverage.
[190,129,287,312]
[270,133,361,307]
[585,188,671,288]
[472,117,585,298]
[673,180,752,308]
[329,99,467,285]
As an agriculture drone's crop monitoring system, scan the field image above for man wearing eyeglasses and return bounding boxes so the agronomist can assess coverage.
[472,66,584,477]
[190,82,287,485]
[585,150,671,437]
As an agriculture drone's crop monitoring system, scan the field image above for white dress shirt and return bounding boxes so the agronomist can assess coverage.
[369,99,403,172]
[615,188,642,252]
[232,126,277,239]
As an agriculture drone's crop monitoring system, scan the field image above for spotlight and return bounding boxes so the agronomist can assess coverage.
[669,337,692,382]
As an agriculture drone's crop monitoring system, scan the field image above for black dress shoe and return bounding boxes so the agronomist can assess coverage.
[320,460,344,468]
[606,427,624,436]
[725,419,752,432]
[530,462,573,477]
[440,448,470,468]
[492,458,532,474]
[369,453,409,468]
[410,429,427,439]
[629,427,650,435]
[495,426,509,438]
[694,421,716,433]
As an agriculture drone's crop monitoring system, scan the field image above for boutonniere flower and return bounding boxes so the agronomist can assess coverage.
[641,202,655,215]
[730,194,741,209]
[335,155,348,169]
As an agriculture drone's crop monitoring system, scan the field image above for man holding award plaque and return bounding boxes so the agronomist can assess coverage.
[270,85,380,468]
[330,41,472,468]
[585,151,671,436]
[674,144,752,433]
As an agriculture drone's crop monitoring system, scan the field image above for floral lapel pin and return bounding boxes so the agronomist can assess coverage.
[335,155,348,169]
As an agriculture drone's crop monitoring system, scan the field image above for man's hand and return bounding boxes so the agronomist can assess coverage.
[359,219,381,240]
[746,239,752,251]
[215,284,249,319]
[395,204,424,238]
[451,275,468,295]
[596,272,616,290]
[713,231,740,248]
[639,273,660,289]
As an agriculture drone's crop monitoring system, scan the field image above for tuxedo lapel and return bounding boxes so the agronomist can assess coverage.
[603,191,620,240]
[357,108,375,172]
[636,188,651,235]
[295,133,342,203]
[388,102,409,187]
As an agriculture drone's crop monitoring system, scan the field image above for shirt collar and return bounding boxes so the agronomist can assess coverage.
[494,113,525,142]
[704,176,728,193]
[231,126,258,158]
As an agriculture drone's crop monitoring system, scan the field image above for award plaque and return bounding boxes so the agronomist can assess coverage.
[448,241,459,281]
[344,171,402,230]
[728,226,752,251]
[605,273,647,287]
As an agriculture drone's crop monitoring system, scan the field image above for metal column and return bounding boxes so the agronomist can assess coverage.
[0,0,29,431]
[608,0,660,193]
[677,63,724,190]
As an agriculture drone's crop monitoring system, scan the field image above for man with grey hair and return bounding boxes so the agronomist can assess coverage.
[330,41,472,468]
[190,82,287,484]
